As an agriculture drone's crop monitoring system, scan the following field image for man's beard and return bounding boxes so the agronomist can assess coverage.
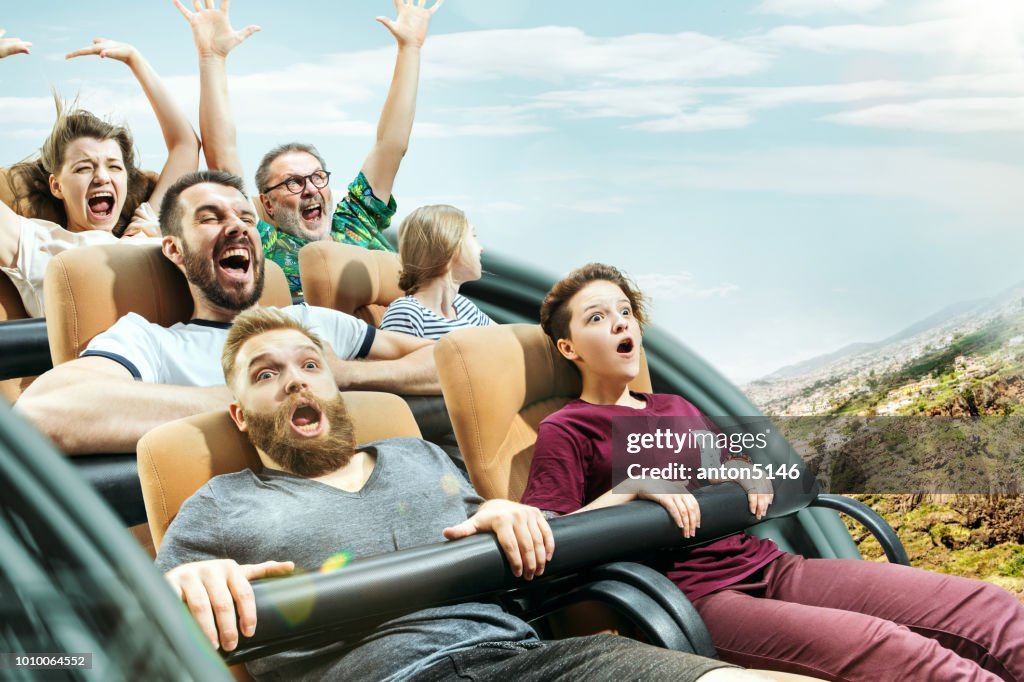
[268,196,330,243]
[182,238,265,312]
[245,391,356,478]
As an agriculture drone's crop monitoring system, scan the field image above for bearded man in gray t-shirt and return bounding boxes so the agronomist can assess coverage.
[157,307,761,682]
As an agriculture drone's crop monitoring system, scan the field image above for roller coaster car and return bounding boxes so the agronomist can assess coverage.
[0,245,907,679]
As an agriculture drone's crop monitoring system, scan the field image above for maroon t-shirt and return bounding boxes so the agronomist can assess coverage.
[520,392,782,601]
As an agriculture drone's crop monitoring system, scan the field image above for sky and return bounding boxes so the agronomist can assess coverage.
[2,0,1023,383]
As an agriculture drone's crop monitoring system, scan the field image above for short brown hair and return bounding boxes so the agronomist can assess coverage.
[6,94,150,236]
[159,170,248,239]
[397,204,471,294]
[221,308,325,388]
[540,263,647,343]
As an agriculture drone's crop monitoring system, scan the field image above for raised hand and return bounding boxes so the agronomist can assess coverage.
[173,0,260,60]
[0,29,32,58]
[376,0,444,49]
[66,38,140,66]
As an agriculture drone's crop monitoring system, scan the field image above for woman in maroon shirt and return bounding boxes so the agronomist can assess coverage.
[520,263,1024,682]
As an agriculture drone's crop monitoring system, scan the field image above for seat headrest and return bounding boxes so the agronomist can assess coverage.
[299,241,403,325]
[138,391,422,549]
[44,243,292,365]
[0,273,33,403]
[436,324,651,501]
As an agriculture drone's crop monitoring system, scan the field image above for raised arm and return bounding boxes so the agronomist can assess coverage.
[66,38,200,209]
[0,30,32,267]
[329,330,441,394]
[360,0,444,201]
[15,356,233,454]
[174,0,260,179]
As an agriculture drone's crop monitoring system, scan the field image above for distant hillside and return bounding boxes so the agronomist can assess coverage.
[759,296,998,383]
[761,342,876,381]
[745,283,1024,416]
[744,285,1024,604]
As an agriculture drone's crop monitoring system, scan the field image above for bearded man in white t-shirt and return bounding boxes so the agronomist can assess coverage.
[17,170,438,455]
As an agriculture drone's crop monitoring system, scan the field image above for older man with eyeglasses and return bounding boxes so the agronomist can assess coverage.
[176,0,443,296]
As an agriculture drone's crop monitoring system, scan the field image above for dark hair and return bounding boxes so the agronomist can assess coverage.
[5,94,151,235]
[540,262,647,343]
[254,142,327,193]
[159,170,248,238]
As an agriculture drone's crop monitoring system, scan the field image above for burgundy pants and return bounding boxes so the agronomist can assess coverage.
[693,552,1024,682]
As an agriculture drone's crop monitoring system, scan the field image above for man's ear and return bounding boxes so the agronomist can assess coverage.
[161,235,185,268]
[556,337,578,362]
[48,174,64,200]
[228,401,248,432]
[258,193,274,218]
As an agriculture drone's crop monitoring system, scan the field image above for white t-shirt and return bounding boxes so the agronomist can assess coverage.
[380,294,493,341]
[0,215,157,318]
[81,304,375,386]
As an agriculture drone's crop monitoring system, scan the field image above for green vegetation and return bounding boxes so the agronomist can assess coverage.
[833,315,1020,415]
[844,495,1024,603]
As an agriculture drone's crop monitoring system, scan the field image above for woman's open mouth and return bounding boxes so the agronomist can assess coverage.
[617,338,635,355]
[86,191,115,222]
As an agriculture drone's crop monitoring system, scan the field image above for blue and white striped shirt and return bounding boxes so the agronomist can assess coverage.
[381,294,493,340]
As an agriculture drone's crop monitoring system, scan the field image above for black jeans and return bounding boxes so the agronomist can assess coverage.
[411,634,731,682]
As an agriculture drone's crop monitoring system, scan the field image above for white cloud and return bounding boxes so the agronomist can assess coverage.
[532,86,699,119]
[928,72,1024,95]
[756,0,886,17]
[823,97,1024,132]
[424,27,770,83]
[758,5,1024,71]
[757,19,958,54]
[0,97,60,125]
[723,80,914,109]
[629,107,752,132]
[529,86,751,131]
[635,272,740,300]
[514,72,1024,134]
[642,146,1024,226]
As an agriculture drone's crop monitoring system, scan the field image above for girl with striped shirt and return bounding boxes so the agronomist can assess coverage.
[381,204,493,340]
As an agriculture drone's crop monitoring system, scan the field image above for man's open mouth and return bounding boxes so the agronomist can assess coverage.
[290,401,324,436]
[217,246,251,276]
[301,202,323,223]
[87,191,115,221]
[617,338,635,354]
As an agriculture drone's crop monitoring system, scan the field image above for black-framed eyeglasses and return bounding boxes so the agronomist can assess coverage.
[262,170,331,195]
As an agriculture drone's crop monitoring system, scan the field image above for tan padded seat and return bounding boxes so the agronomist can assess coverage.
[435,324,651,502]
[0,273,33,403]
[43,243,292,366]
[299,241,402,325]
